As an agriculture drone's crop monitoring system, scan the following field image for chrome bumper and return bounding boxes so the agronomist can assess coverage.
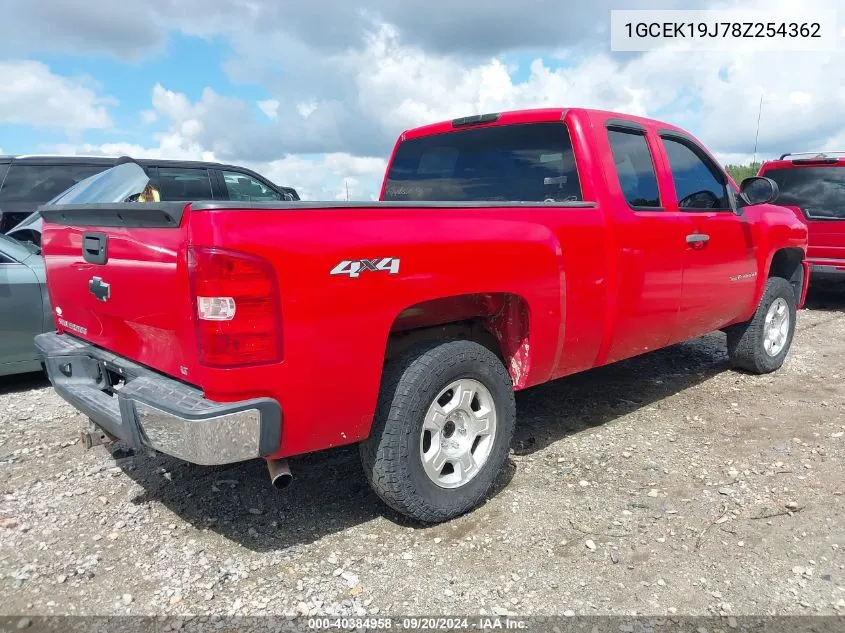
[34,332,281,466]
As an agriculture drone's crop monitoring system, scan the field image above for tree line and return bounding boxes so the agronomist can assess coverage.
[724,162,762,183]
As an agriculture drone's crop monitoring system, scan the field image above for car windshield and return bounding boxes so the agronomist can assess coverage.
[763,165,845,220]
[0,230,38,255]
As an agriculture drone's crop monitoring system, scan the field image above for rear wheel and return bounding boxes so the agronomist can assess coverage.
[360,340,515,524]
[727,277,796,374]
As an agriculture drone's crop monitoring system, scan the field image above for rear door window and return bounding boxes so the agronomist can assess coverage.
[383,122,582,202]
[607,129,661,209]
[763,166,845,219]
[220,170,281,201]
[0,164,109,203]
[157,167,214,201]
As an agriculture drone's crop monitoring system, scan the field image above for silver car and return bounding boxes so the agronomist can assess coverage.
[0,232,50,376]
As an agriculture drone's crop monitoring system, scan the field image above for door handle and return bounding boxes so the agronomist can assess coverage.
[82,231,109,264]
[686,233,710,245]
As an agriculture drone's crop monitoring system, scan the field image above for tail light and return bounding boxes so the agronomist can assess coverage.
[188,246,282,367]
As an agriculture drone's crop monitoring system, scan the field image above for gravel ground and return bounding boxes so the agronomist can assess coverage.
[1,290,844,619]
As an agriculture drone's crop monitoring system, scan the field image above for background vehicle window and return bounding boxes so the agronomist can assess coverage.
[383,122,582,202]
[0,233,28,261]
[763,166,845,220]
[662,138,729,210]
[157,167,213,200]
[607,130,661,208]
[221,171,281,201]
[0,164,109,203]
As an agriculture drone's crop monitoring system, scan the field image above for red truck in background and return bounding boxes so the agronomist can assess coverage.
[758,152,845,287]
[35,107,809,524]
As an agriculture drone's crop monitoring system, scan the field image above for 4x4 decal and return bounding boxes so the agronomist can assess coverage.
[330,258,400,278]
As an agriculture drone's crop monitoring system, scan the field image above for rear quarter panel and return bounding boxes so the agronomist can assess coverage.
[189,204,599,458]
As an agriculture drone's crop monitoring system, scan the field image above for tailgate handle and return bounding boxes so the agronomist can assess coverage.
[82,232,108,265]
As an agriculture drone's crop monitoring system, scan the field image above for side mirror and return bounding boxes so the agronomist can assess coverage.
[738,176,779,207]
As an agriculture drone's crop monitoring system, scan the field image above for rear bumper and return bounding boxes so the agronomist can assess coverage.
[34,332,281,465]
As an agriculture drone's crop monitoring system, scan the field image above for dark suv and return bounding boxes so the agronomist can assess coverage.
[0,155,299,239]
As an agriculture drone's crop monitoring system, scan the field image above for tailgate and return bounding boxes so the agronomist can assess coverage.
[807,219,845,262]
[40,202,195,381]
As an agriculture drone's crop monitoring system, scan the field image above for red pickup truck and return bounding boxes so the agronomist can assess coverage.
[35,108,808,523]
[757,152,845,286]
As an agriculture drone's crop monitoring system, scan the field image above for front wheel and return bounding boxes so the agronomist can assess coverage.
[360,340,516,524]
[727,276,797,374]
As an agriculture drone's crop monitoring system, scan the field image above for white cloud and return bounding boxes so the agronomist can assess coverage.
[347,1,845,159]
[346,26,653,134]
[257,99,279,119]
[0,60,114,131]
[244,154,387,200]
[296,101,318,118]
[1,0,710,62]
[30,0,845,199]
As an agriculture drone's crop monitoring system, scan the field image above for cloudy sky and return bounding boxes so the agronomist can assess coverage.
[1,0,843,200]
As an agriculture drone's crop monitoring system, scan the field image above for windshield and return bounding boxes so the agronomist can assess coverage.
[383,122,582,202]
[763,165,845,220]
[0,230,40,256]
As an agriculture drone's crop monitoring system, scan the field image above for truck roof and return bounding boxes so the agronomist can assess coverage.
[400,107,690,141]
[0,154,262,172]
[760,152,845,172]
[0,154,300,199]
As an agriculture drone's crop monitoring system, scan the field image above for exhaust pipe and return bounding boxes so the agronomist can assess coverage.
[267,458,293,489]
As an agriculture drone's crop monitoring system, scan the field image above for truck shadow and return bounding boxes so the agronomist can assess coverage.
[803,285,845,311]
[120,445,391,553]
[0,370,49,396]
[118,332,729,551]
[511,332,729,456]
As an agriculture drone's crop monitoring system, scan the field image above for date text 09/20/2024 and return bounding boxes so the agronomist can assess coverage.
[307,617,527,630]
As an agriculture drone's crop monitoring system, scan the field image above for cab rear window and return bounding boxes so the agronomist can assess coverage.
[764,165,845,219]
[383,122,582,203]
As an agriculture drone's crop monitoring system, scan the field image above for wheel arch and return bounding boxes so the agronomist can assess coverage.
[767,247,806,306]
[384,292,532,389]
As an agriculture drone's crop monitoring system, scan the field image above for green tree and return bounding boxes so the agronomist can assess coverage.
[724,162,762,183]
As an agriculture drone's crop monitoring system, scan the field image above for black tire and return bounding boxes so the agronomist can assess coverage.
[727,277,797,374]
[360,340,516,524]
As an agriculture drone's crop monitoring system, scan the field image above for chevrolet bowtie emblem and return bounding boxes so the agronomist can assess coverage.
[89,276,110,302]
